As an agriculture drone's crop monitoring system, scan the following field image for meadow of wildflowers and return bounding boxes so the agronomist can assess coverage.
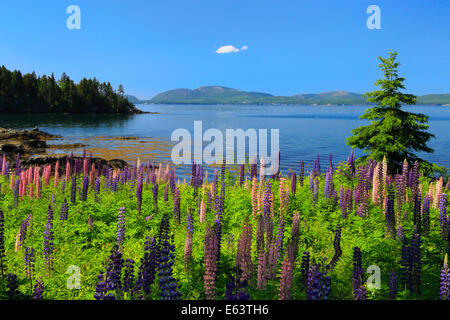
[0,151,448,300]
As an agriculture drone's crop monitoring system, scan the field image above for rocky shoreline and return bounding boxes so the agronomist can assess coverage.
[0,127,128,169]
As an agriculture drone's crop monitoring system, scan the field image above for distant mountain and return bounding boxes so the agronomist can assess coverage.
[150,86,273,104]
[142,86,450,106]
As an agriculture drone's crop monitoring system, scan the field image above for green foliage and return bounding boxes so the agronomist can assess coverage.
[0,158,448,300]
[0,66,141,113]
[347,50,435,175]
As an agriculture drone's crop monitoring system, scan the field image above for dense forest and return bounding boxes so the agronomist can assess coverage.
[0,65,142,113]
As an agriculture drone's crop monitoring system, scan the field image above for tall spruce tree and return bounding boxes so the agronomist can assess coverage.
[347,50,434,175]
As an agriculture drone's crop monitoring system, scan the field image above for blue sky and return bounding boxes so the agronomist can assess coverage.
[0,0,448,99]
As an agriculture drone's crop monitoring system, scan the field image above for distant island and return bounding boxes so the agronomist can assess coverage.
[0,65,143,114]
[128,86,450,106]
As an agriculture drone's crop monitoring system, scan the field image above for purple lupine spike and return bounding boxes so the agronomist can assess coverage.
[291,171,296,195]
[397,226,404,242]
[94,273,108,300]
[306,265,327,300]
[136,175,143,212]
[94,177,100,203]
[122,259,135,295]
[33,277,44,300]
[352,246,366,300]
[70,175,77,203]
[239,164,245,186]
[60,198,69,221]
[169,169,175,194]
[152,182,158,213]
[324,167,334,199]
[15,153,20,176]
[0,209,5,279]
[136,236,157,298]
[43,214,54,274]
[299,160,305,187]
[413,193,421,230]
[312,177,319,204]
[299,251,310,286]
[389,271,398,299]
[164,184,169,202]
[339,186,347,218]
[24,247,35,292]
[291,212,300,255]
[327,225,342,270]
[440,254,450,300]
[385,187,396,237]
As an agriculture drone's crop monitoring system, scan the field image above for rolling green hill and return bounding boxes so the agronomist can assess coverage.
[145,86,450,105]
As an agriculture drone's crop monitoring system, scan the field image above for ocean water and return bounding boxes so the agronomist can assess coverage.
[0,104,448,176]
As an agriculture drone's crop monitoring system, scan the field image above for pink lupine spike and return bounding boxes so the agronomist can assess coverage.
[65,160,71,182]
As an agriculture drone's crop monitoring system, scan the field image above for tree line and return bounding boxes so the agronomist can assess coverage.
[0,65,140,113]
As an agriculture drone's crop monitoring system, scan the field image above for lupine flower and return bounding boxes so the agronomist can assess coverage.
[324,167,334,199]
[153,182,158,213]
[385,187,396,237]
[33,277,44,300]
[0,209,4,278]
[256,215,267,290]
[291,171,296,195]
[239,164,245,186]
[327,225,342,270]
[117,207,126,250]
[389,271,398,299]
[300,251,310,286]
[6,273,20,299]
[225,267,250,300]
[137,236,157,298]
[401,233,421,294]
[81,176,89,201]
[164,184,169,202]
[122,259,136,296]
[173,187,181,225]
[24,247,35,292]
[397,226,404,242]
[204,226,218,299]
[70,176,76,203]
[352,246,366,300]
[413,193,422,231]
[306,265,329,300]
[94,272,110,300]
[236,219,253,284]
[440,254,450,300]
[158,232,181,300]
[312,177,319,205]
[94,177,101,203]
[279,243,294,300]
[43,216,54,275]
[184,209,194,267]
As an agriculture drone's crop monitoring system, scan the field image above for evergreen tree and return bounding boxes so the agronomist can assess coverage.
[347,50,434,175]
[0,66,140,114]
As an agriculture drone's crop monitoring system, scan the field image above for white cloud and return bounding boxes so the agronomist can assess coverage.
[216,45,248,54]
[216,45,240,54]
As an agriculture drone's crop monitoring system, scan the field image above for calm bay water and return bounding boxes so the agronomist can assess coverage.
[0,104,449,176]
